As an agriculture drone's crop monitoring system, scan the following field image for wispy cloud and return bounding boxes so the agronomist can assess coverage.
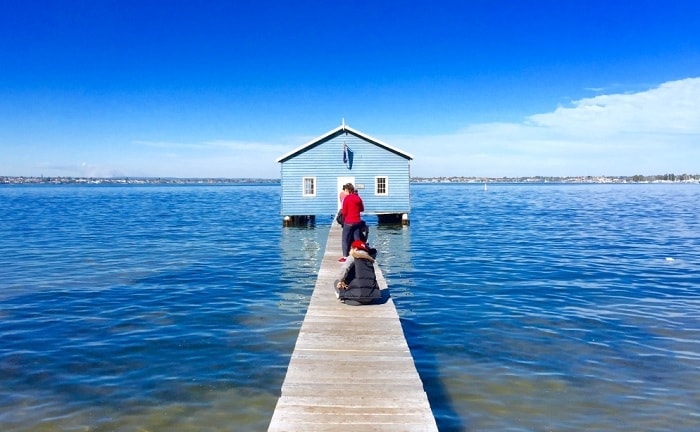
[132,139,289,156]
[35,161,126,178]
[26,78,698,179]
[122,139,290,177]
[390,77,700,177]
[529,78,700,134]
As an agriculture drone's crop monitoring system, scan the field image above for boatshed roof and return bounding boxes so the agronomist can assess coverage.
[276,122,414,163]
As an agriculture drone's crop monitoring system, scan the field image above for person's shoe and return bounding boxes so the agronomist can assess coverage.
[338,257,346,262]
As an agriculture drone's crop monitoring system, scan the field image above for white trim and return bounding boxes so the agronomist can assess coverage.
[276,125,344,163]
[344,124,414,160]
[375,176,389,196]
[302,177,316,197]
[337,176,355,209]
[276,123,414,163]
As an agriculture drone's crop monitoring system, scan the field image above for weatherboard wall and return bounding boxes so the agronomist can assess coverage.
[279,129,411,218]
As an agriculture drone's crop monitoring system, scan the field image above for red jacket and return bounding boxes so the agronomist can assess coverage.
[341,192,364,224]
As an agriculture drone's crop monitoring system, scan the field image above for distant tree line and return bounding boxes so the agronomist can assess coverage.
[412,173,700,184]
[3,174,700,185]
[630,173,699,182]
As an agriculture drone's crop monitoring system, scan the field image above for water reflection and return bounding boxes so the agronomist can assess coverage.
[278,223,328,313]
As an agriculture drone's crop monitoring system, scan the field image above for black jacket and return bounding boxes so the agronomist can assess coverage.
[338,250,381,304]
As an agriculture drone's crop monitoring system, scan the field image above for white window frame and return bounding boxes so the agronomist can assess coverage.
[375,176,388,196]
[303,177,316,197]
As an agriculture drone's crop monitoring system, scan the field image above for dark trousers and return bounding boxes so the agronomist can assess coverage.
[341,222,362,257]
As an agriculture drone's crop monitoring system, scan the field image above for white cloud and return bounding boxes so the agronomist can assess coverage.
[133,139,289,154]
[390,77,700,177]
[32,161,126,178]
[528,77,700,135]
[21,78,696,179]
[127,139,288,178]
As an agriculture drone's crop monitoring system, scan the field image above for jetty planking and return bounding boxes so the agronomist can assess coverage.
[268,222,437,431]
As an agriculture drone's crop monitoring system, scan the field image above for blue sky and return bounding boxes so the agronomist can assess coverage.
[1,0,699,178]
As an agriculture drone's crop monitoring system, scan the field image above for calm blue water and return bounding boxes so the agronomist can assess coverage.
[1,183,699,431]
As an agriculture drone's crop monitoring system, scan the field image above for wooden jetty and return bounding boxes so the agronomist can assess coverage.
[268,223,438,431]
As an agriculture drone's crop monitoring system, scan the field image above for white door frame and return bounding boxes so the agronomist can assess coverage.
[337,176,355,209]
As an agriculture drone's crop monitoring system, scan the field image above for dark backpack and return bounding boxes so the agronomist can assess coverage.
[335,209,344,225]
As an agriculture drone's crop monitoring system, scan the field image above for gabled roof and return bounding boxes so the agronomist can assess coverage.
[276,123,414,163]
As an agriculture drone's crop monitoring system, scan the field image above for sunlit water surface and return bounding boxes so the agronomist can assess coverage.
[1,183,698,431]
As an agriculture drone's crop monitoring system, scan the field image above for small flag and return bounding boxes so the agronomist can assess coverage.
[343,142,347,164]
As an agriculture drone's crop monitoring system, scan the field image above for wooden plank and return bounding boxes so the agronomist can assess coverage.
[268,222,438,431]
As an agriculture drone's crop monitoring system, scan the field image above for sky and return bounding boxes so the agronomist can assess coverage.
[1,0,699,179]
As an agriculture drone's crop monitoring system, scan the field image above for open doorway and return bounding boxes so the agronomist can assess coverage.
[336,176,355,209]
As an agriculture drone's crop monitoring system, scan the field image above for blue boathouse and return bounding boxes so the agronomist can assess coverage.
[276,122,413,226]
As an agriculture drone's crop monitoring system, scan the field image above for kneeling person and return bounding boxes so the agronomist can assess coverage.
[334,240,381,305]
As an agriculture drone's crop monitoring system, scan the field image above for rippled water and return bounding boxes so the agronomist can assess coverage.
[1,183,699,431]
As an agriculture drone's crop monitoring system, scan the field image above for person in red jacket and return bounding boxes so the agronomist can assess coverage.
[339,183,364,262]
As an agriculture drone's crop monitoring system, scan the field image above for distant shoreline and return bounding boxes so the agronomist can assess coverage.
[2,174,699,185]
[411,174,700,184]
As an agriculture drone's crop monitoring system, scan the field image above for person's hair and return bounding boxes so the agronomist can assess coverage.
[346,183,355,192]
